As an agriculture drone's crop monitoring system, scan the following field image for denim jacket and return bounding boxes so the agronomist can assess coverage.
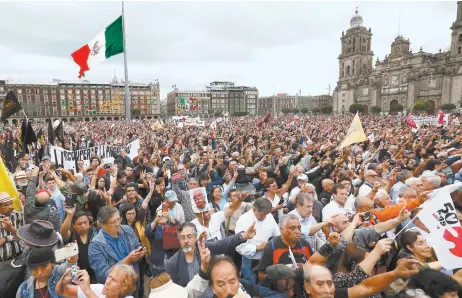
[88,225,141,283]
[16,260,73,298]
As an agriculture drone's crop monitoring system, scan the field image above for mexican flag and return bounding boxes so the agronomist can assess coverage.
[71,16,124,78]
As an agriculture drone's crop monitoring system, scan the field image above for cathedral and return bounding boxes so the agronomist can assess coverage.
[333,2,462,115]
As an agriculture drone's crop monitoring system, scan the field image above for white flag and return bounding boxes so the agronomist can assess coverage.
[417,187,462,269]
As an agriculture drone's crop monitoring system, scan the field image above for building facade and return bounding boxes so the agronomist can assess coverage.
[166,81,258,117]
[333,3,462,114]
[0,79,160,123]
[258,93,314,115]
[311,94,333,109]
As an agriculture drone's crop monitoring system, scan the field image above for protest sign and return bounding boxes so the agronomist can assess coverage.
[49,139,139,170]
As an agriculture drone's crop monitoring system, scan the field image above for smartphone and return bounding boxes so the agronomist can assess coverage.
[54,242,79,262]
[361,212,371,222]
[65,193,78,208]
[104,164,111,169]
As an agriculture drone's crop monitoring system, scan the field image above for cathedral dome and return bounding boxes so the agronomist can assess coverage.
[350,8,363,28]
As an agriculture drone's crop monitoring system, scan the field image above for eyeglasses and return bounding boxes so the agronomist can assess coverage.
[179,234,195,241]
[107,217,122,226]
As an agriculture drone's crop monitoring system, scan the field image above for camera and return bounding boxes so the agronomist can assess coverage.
[65,193,78,208]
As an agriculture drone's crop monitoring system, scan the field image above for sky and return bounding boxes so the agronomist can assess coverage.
[0,1,456,100]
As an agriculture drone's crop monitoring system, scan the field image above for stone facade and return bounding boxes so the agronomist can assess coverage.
[333,2,462,114]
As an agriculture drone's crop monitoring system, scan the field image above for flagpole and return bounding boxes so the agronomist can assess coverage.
[122,1,131,121]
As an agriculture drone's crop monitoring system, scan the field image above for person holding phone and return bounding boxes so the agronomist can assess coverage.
[56,264,137,298]
[17,246,78,298]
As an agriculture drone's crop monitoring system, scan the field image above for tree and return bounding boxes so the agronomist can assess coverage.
[413,101,429,112]
[281,108,290,114]
[233,111,248,116]
[301,108,308,114]
[349,103,365,114]
[320,106,333,114]
[440,103,457,112]
[311,107,320,114]
[290,108,299,113]
[130,108,141,116]
[214,111,222,117]
[371,106,382,114]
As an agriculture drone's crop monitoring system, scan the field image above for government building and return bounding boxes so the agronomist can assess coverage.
[0,75,160,124]
[333,2,462,114]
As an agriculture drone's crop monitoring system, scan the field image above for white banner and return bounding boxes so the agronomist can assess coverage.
[417,187,462,269]
[49,139,140,170]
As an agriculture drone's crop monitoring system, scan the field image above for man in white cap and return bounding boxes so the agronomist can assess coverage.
[0,192,23,261]
[288,174,309,203]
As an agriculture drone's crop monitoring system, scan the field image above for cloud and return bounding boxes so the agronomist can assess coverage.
[0,1,457,100]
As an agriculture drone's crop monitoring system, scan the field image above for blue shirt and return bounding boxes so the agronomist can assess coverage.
[103,230,129,261]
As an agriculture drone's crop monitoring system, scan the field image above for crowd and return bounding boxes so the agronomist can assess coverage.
[0,112,462,298]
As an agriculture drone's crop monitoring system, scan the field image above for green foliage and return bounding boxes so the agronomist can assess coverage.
[301,108,308,113]
[371,106,382,114]
[413,101,429,111]
[440,103,457,112]
[320,106,333,114]
[130,108,141,116]
[349,103,366,113]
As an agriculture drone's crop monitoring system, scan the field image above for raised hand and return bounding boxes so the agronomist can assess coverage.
[242,222,256,240]
[328,232,341,246]
[198,238,211,272]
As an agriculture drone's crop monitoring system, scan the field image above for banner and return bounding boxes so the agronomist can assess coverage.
[49,139,139,170]
[417,187,462,269]
[413,115,448,127]
[0,91,22,122]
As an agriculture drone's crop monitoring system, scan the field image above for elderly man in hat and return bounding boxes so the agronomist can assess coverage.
[0,192,24,261]
[14,170,28,192]
[24,167,61,232]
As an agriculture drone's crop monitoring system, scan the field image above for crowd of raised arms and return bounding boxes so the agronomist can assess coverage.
[1,113,462,298]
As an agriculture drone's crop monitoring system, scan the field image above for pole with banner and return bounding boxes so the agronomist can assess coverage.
[122,1,131,121]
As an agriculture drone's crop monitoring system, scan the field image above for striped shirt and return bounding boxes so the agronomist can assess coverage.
[0,210,24,261]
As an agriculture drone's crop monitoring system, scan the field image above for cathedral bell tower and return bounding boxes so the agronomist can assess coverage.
[451,1,462,55]
[338,8,374,80]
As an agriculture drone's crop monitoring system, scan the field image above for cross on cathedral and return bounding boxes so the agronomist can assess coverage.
[355,6,359,13]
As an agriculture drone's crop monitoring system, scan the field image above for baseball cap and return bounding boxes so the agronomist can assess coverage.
[162,156,171,162]
[297,174,308,181]
[165,190,178,202]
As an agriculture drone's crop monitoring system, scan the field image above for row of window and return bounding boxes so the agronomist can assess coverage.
[14,88,152,96]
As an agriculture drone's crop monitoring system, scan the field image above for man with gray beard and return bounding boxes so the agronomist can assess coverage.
[166,222,255,297]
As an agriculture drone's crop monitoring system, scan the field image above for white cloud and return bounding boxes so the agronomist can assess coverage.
[0,1,456,100]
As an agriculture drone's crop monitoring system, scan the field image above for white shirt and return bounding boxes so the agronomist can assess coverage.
[289,209,326,251]
[264,194,284,222]
[235,209,280,260]
[345,194,356,212]
[191,211,226,242]
[322,200,354,221]
[289,208,315,234]
[289,186,301,202]
[358,183,373,197]
[78,284,134,298]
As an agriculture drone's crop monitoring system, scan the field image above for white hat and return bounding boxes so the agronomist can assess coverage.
[297,174,308,181]
[149,280,187,298]
[162,156,171,162]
